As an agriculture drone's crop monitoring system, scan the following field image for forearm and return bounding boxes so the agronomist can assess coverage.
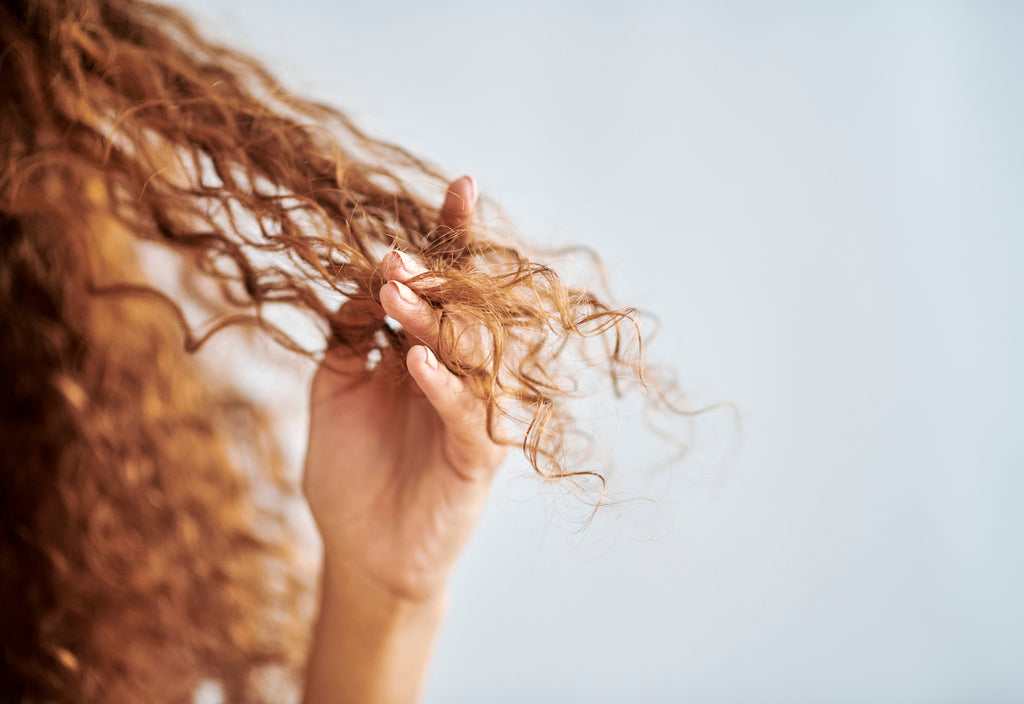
[302,557,449,704]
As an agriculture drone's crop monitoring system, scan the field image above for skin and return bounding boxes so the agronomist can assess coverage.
[302,176,504,704]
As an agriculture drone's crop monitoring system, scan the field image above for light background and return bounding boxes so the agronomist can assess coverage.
[170,1,1023,702]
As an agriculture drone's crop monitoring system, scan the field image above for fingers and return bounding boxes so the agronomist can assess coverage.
[379,265,493,369]
[378,173,485,358]
[406,345,469,420]
[439,175,477,232]
[381,249,429,285]
[320,170,479,390]
[381,174,477,280]
[381,174,476,284]
[407,345,500,473]
[380,279,440,349]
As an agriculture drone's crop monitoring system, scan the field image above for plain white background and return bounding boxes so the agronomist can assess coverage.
[171,1,1024,702]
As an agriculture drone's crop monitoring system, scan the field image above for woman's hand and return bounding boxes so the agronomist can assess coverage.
[301,176,502,704]
[302,175,506,603]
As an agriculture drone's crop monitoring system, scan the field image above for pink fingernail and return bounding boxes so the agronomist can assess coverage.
[422,346,438,369]
[395,250,415,272]
[391,280,416,304]
[387,249,413,276]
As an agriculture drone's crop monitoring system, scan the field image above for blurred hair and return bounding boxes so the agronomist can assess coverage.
[0,0,685,700]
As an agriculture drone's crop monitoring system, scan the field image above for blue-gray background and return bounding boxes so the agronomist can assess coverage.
[171,1,1023,702]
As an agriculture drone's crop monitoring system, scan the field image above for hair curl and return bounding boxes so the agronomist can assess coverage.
[0,0,688,700]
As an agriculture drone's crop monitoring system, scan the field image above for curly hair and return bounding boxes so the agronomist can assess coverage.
[0,0,686,701]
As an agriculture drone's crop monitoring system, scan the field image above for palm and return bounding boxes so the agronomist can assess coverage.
[305,362,486,597]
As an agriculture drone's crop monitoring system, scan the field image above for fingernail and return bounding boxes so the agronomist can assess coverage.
[422,346,438,370]
[465,175,478,204]
[387,249,413,275]
[391,280,417,304]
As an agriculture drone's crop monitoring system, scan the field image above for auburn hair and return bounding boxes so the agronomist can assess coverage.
[0,0,687,701]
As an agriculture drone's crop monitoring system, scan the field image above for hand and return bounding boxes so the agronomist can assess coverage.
[303,175,506,603]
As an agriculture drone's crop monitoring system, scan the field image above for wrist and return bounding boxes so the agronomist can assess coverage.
[320,555,451,623]
[304,556,449,704]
